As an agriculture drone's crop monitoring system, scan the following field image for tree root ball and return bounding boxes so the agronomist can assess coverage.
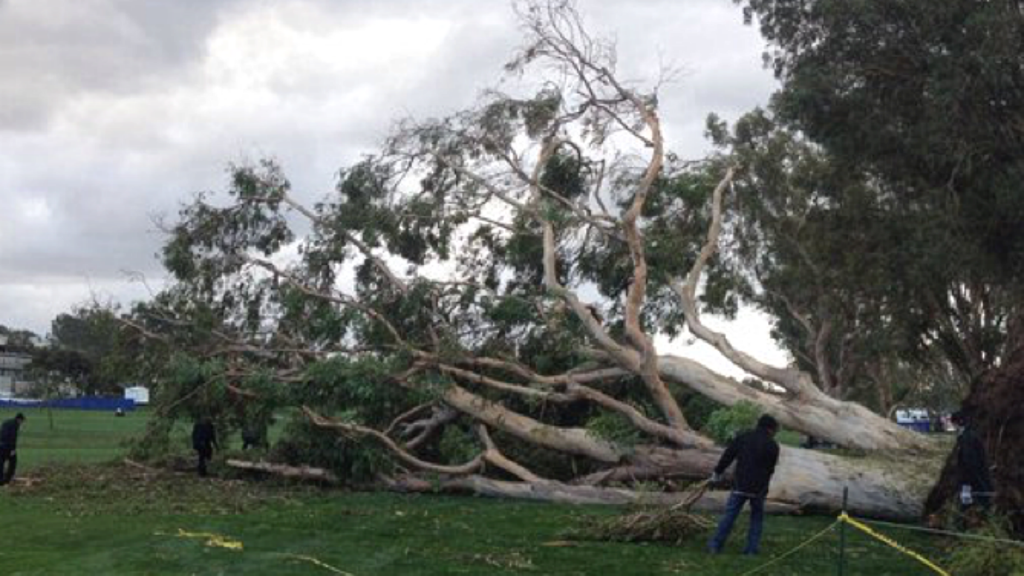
[925,324,1024,536]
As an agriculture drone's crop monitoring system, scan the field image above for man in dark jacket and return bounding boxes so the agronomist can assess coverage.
[0,413,26,486]
[191,418,218,477]
[708,414,780,555]
[952,410,993,511]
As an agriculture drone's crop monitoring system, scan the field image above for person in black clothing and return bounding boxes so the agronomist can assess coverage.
[191,418,219,477]
[708,414,780,555]
[0,413,26,486]
[952,410,993,512]
[241,420,267,451]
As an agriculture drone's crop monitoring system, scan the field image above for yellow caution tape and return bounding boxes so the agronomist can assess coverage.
[278,553,356,575]
[172,528,245,551]
[839,513,949,576]
[157,530,356,574]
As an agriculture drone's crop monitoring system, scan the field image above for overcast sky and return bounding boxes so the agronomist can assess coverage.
[0,0,788,375]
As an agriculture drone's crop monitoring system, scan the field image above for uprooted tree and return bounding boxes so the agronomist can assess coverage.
[127,1,944,520]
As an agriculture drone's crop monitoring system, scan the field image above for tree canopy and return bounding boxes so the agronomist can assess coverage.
[733,0,1024,383]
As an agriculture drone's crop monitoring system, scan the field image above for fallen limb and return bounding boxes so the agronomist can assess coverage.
[123,458,160,474]
[381,474,800,514]
[225,459,340,484]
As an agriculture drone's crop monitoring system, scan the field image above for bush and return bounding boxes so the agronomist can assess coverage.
[270,415,392,483]
[946,517,1024,576]
[680,392,722,431]
[586,411,641,447]
[704,401,761,444]
[438,425,479,464]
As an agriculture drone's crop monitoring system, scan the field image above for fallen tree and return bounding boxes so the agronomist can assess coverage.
[128,0,941,521]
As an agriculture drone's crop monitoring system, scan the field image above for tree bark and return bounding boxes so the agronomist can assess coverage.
[435,383,936,520]
[383,474,800,514]
[225,459,340,483]
[382,440,936,521]
[657,354,932,452]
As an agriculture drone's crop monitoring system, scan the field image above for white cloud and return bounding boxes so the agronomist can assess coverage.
[0,0,780,383]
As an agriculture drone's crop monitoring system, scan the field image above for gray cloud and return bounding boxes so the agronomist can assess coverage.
[0,0,776,337]
[0,0,244,131]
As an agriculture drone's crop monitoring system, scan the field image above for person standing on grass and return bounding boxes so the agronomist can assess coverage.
[191,418,218,477]
[708,414,780,556]
[952,409,993,513]
[0,413,26,486]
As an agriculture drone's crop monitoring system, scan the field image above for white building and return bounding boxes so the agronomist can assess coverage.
[124,385,150,405]
[0,335,34,397]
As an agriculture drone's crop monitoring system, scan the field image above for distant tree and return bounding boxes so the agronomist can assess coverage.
[735,0,1024,381]
[0,325,41,353]
[698,109,902,401]
[26,348,93,430]
[28,348,93,387]
[49,304,126,395]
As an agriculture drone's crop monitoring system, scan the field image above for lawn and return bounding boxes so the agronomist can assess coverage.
[0,409,953,575]
[0,407,150,469]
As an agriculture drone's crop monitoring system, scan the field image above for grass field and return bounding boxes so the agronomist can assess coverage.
[0,409,954,575]
[0,407,150,469]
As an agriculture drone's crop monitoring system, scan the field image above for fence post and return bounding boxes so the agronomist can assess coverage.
[838,486,848,576]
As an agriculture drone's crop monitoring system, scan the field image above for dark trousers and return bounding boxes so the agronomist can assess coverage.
[196,447,212,477]
[0,448,17,485]
[709,491,766,554]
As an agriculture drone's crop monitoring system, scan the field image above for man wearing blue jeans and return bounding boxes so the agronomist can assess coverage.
[708,414,780,555]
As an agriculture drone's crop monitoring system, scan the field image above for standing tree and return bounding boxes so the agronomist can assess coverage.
[131,1,941,520]
[26,348,92,429]
[50,303,126,395]
[734,0,1024,528]
[735,0,1024,381]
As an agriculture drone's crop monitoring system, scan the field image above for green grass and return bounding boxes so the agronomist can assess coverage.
[0,407,149,469]
[0,409,954,575]
[0,484,953,575]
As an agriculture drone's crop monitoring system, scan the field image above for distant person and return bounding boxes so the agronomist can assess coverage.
[191,418,219,477]
[952,410,993,512]
[0,413,26,486]
[708,414,781,556]
[114,408,125,418]
[241,419,268,451]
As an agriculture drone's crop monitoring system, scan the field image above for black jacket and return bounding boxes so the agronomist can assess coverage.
[956,427,993,492]
[0,418,20,450]
[192,421,218,452]
[714,427,780,497]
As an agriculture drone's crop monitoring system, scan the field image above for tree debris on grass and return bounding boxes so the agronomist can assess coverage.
[4,461,316,517]
[567,481,716,545]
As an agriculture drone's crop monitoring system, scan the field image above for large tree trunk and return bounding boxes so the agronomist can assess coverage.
[630,445,936,520]
[658,354,932,452]
[384,474,799,514]
[383,444,936,521]
[439,381,937,520]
